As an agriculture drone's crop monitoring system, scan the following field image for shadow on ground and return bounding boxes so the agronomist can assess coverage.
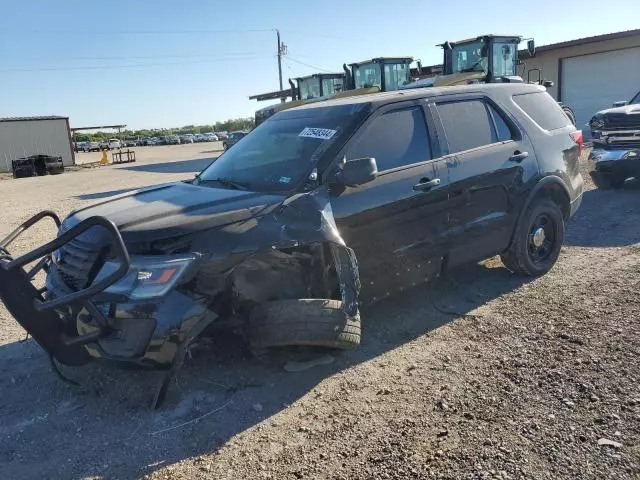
[564,183,640,248]
[121,157,215,174]
[0,261,530,480]
[3,176,638,478]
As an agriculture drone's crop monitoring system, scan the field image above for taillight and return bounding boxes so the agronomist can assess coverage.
[570,130,583,156]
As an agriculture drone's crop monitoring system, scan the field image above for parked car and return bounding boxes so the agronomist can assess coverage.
[147,137,159,146]
[74,141,87,152]
[122,139,138,148]
[203,133,218,141]
[165,135,181,145]
[215,131,229,140]
[1,83,583,408]
[222,131,248,150]
[180,134,195,144]
[588,90,640,188]
[83,141,101,152]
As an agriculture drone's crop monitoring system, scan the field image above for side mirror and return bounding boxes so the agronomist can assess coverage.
[527,39,536,57]
[613,101,628,107]
[542,80,554,88]
[335,157,378,186]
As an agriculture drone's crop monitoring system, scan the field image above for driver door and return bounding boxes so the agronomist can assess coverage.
[329,100,450,303]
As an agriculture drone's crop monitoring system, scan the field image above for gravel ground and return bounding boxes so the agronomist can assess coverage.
[0,148,638,480]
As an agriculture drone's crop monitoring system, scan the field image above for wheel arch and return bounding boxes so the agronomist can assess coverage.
[508,175,571,247]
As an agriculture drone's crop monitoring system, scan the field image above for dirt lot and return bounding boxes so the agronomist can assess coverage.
[0,148,638,480]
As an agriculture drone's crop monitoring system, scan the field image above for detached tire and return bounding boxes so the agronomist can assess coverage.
[500,199,565,276]
[249,299,360,350]
[561,105,576,126]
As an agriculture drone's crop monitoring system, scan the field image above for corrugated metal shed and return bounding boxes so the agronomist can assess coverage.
[0,117,74,173]
[0,115,68,122]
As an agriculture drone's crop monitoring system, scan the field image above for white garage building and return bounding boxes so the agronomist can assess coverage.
[0,116,75,173]
[520,29,640,135]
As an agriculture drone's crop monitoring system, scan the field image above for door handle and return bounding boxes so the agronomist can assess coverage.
[509,151,529,163]
[413,178,441,191]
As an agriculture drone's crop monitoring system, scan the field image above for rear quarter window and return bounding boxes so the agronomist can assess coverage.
[512,91,571,131]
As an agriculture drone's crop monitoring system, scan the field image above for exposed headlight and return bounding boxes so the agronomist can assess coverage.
[95,254,198,300]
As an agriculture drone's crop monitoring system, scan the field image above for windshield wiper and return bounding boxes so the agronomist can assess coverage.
[199,177,249,190]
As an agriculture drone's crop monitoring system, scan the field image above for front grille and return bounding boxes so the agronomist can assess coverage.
[603,113,640,130]
[53,228,110,291]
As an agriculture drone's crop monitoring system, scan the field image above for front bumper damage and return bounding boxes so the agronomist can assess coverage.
[589,147,640,182]
[0,188,360,408]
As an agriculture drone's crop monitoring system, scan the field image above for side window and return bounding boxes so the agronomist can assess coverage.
[437,100,495,153]
[487,103,513,142]
[346,107,432,171]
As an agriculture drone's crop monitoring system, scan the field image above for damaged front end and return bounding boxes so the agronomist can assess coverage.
[0,187,360,407]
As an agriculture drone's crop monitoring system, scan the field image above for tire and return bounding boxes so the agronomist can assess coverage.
[592,172,626,189]
[500,198,565,276]
[249,299,360,350]
[223,143,228,151]
[561,105,576,126]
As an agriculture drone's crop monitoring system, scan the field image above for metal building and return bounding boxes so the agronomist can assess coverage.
[0,116,74,173]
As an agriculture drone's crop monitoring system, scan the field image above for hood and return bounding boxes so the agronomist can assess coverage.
[65,181,286,243]
[594,103,640,117]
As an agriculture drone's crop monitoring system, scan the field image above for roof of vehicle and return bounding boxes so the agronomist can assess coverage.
[289,83,546,111]
[349,57,413,67]
[296,73,345,81]
[444,34,522,45]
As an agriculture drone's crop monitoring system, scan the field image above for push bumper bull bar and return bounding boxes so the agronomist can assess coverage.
[0,211,130,366]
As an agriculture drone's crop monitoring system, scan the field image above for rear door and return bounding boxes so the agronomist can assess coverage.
[431,94,538,267]
[330,100,450,302]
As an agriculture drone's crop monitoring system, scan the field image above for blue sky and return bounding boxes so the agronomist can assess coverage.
[0,0,638,130]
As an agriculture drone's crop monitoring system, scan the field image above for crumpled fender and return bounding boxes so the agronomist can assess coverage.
[188,186,361,316]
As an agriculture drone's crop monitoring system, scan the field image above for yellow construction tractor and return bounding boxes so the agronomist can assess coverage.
[253,57,414,126]
[254,73,345,126]
[403,34,576,125]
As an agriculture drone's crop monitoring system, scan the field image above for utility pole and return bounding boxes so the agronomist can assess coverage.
[276,29,287,102]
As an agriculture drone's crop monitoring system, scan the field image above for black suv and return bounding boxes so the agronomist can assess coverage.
[0,84,583,406]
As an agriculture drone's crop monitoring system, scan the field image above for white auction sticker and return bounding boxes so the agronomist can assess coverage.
[299,127,337,140]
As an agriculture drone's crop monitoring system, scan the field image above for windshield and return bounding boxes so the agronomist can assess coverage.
[322,77,345,96]
[197,105,368,192]
[299,78,321,100]
[492,41,517,77]
[353,63,382,89]
[451,40,487,74]
[631,91,640,105]
[384,63,411,90]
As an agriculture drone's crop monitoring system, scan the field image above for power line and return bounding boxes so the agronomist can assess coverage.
[14,52,267,62]
[2,28,275,36]
[285,56,333,73]
[281,30,371,44]
[0,55,272,73]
